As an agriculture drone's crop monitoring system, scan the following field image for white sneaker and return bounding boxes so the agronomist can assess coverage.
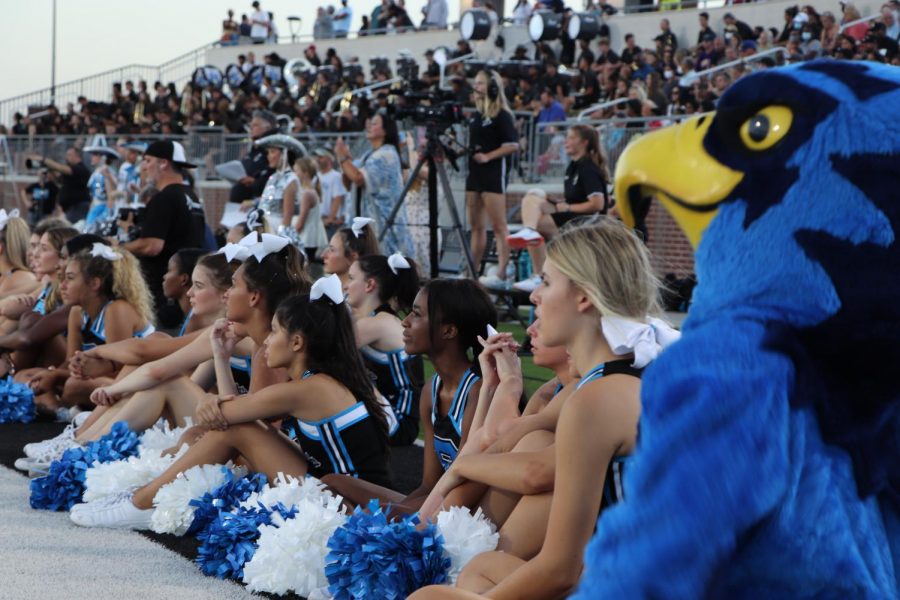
[73,410,92,428]
[506,228,544,249]
[14,456,34,471]
[479,274,511,290]
[23,433,81,468]
[512,274,542,293]
[24,423,76,458]
[69,491,153,529]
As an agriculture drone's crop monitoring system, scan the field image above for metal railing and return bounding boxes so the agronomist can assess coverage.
[839,13,881,33]
[0,41,220,129]
[679,47,790,87]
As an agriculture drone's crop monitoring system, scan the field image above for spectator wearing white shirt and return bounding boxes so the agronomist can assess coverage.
[333,0,353,38]
[314,148,348,238]
[512,0,532,26]
[250,1,270,44]
[422,0,448,29]
[266,11,279,43]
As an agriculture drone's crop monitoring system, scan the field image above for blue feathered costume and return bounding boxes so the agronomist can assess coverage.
[575,61,900,598]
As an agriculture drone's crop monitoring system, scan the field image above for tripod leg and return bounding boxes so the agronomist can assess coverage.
[435,160,478,279]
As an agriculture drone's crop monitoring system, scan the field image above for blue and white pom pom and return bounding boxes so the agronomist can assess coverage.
[435,507,499,583]
[195,500,296,579]
[150,463,246,535]
[243,476,347,596]
[188,471,268,535]
[0,375,35,423]
[29,422,141,511]
[325,499,449,599]
[83,420,190,502]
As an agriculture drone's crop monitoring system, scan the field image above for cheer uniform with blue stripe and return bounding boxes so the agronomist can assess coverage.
[80,301,156,351]
[177,309,192,337]
[431,367,480,472]
[229,354,252,395]
[360,305,424,446]
[280,371,390,487]
[575,358,642,512]
[32,284,52,316]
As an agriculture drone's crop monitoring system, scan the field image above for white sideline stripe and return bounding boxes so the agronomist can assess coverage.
[0,465,258,599]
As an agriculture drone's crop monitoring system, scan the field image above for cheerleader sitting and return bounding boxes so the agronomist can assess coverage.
[411,218,677,600]
[70,275,392,529]
[345,253,424,446]
[323,278,497,514]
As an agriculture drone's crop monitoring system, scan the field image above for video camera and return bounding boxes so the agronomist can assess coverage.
[99,204,145,243]
[388,87,464,129]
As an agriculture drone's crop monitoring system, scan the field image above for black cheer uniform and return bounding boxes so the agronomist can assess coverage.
[553,156,610,228]
[466,110,518,195]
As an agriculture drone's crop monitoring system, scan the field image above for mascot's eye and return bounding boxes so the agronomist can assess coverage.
[739,105,793,151]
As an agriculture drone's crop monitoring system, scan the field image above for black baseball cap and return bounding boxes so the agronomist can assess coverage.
[144,140,197,168]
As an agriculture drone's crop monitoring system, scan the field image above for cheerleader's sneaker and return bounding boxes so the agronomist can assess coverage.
[24,422,76,458]
[69,491,153,529]
[506,228,544,249]
[479,274,511,291]
[512,274,543,293]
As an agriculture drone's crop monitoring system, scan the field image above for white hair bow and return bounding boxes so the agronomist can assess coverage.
[90,243,121,262]
[310,273,344,305]
[0,208,20,231]
[239,232,260,247]
[217,243,250,262]
[486,324,499,337]
[601,316,681,369]
[247,233,290,262]
[387,252,410,275]
[351,217,375,238]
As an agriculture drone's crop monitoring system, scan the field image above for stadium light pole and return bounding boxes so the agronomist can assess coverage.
[51,0,57,106]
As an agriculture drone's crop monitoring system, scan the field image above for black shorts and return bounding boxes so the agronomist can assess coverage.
[551,205,599,228]
[466,160,507,195]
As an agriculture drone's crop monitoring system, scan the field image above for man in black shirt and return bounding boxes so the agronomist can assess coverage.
[723,12,754,42]
[21,168,59,226]
[124,140,206,326]
[26,147,90,222]
[621,33,643,66]
[656,18,678,51]
[228,109,280,205]
[697,12,715,46]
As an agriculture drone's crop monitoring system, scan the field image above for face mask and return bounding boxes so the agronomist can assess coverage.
[802,32,812,40]
[725,32,733,40]
[664,70,673,78]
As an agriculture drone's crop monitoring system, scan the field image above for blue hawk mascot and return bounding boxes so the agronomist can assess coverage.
[574,60,900,597]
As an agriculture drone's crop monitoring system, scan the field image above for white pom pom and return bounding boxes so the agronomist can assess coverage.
[240,472,337,512]
[137,419,190,456]
[150,462,246,535]
[436,506,499,583]
[243,493,347,596]
[83,444,187,502]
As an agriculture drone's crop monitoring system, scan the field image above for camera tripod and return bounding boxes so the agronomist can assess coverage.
[379,126,477,280]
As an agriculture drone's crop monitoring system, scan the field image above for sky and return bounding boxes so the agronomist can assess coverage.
[1,0,470,101]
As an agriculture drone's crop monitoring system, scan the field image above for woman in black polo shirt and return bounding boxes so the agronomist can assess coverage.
[466,70,520,289]
[508,124,610,292]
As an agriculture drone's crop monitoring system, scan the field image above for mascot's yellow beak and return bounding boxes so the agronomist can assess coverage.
[614,114,744,248]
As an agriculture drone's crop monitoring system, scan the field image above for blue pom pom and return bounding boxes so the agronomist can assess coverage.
[324,500,449,599]
[188,471,268,535]
[0,376,35,424]
[196,501,297,579]
[29,421,141,511]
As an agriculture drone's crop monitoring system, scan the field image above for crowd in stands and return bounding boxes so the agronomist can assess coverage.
[7,1,898,140]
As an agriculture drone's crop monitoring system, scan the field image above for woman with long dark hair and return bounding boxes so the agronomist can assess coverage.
[345,253,424,445]
[323,278,497,513]
[334,111,414,256]
[71,275,391,529]
[508,124,610,292]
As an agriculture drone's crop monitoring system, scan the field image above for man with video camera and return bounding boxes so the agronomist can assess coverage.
[26,147,90,222]
[122,140,206,326]
[229,110,280,206]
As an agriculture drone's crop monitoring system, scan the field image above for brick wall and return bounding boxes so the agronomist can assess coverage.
[506,191,696,278]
